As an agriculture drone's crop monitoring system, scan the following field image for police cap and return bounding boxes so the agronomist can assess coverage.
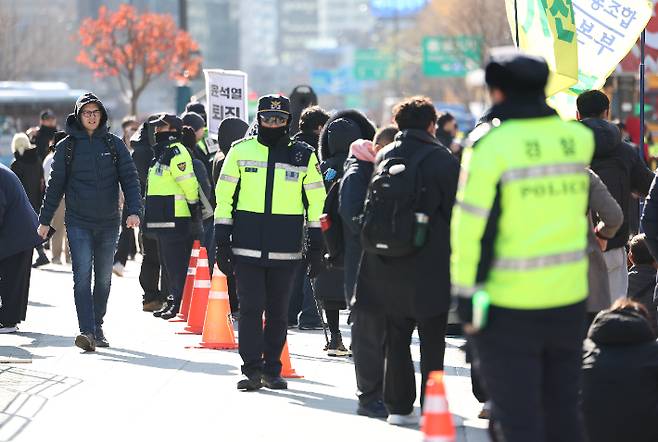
[152,113,183,132]
[257,94,291,119]
[485,54,549,94]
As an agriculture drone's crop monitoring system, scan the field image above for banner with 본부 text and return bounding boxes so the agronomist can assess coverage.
[204,69,249,144]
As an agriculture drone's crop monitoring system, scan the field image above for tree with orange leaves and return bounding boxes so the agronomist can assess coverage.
[77,4,202,114]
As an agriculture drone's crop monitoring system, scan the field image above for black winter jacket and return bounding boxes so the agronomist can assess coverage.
[584,118,653,250]
[582,308,658,442]
[355,129,459,317]
[0,163,42,260]
[39,94,142,230]
[628,264,658,329]
[11,149,43,212]
[130,121,154,197]
[339,155,373,305]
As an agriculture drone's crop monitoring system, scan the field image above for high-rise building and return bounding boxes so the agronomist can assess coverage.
[317,0,374,43]
[188,0,241,71]
[277,0,319,66]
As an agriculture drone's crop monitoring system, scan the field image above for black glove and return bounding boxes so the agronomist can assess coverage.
[216,244,234,276]
[457,296,473,326]
[307,250,324,278]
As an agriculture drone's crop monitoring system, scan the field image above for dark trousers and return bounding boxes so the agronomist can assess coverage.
[202,217,215,275]
[158,233,193,309]
[351,307,386,405]
[67,225,119,335]
[384,313,448,415]
[114,226,135,266]
[0,249,32,326]
[228,275,239,314]
[139,233,168,303]
[473,302,586,442]
[234,261,296,377]
[288,262,321,327]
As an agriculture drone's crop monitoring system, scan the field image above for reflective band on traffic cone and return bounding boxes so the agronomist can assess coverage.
[422,371,455,442]
[170,240,200,323]
[280,340,303,379]
[194,265,237,349]
[177,247,210,335]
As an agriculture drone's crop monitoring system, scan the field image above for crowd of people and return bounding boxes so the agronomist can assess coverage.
[1,53,658,441]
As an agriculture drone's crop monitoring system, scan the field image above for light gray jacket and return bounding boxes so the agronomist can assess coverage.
[587,169,623,312]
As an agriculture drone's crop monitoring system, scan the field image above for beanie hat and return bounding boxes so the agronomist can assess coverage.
[485,54,549,94]
[327,118,361,156]
[181,112,206,132]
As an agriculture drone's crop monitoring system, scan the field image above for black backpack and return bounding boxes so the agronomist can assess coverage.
[320,181,344,268]
[62,134,119,181]
[360,145,434,257]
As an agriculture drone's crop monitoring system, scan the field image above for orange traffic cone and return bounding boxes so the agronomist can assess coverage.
[280,339,303,379]
[170,240,201,323]
[177,247,210,335]
[193,265,237,349]
[421,371,455,442]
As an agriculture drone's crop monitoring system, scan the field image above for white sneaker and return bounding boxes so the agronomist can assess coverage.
[0,324,18,334]
[387,412,419,426]
[112,263,124,277]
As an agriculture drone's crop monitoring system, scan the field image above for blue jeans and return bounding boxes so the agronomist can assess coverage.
[67,225,119,336]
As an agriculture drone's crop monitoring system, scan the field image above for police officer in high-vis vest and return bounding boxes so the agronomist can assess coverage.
[144,114,199,320]
[451,55,595,442]
[215,95,326,391]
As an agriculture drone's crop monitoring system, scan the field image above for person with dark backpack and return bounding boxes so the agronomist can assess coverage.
[355,96,459,426]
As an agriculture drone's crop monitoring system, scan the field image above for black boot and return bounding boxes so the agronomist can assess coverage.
[160,302,180,320]
[262,374,288,390]
[237,374,263,391]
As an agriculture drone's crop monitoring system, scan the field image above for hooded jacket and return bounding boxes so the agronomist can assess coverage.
[38,93,142,230]
[10,136,43,212]
[582,308,658,442]
[0,163,42,260]
[130,120,154,197]
[583,118,653,251]
[211,118,248,186]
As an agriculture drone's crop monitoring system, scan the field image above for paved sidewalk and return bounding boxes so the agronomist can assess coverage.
[1,259,489,442]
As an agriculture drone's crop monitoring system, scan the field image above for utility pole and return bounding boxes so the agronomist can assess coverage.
[178,0,188,31]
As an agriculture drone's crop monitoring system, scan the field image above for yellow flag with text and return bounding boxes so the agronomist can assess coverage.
[505,0,579,96]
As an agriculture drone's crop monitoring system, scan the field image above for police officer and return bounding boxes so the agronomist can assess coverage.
[451,55,595,442]
[144,114,199,320]
[215,95,326,390]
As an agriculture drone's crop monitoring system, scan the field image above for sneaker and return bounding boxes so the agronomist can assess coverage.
[74,333,96,352]
[327,332,351,356]
[143,300,163,312]
[95,329,109,348]
[357,399,388,419]
[32,255,50,268]
[261,374,288,390]
[478,401,491,420]
[0,323,18,334]
[153,297,173,318]
[160,303,180,320]
[387,412,419,426]
[237,375,263,391]
[112,263,124,277]
[299,323,324,330]
[51,257,62,265]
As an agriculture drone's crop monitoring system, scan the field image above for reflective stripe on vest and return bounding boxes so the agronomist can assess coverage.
[456,201,490,218]
[494,250,586,271]
[232,248,303,260]
[215,218,233,225]
[219,174,239,183]
[501,163,586,184]
[146,222,175,228]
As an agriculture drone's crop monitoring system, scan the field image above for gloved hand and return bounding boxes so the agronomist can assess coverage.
[307,250,324,278]
[216,244,234,276]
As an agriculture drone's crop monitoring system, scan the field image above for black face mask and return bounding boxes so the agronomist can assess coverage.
[154,131,178,145]
[258,125,288,147]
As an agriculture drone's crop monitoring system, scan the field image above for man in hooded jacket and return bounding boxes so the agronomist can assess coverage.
[38,93,142,351]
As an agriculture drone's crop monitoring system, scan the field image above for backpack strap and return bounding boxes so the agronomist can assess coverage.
[105,134,119,166]
[63,135,75,185]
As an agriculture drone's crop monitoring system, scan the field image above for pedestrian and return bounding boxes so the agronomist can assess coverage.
[214,94,326,391]
[288,106,329,330]
[340,125,397,418]
[35,108,58,162]
[435,111,460,158]
[452,54,595,442]
[582,299,658,442]
[132,116,170,313]
[0,163,43,333]
[357,96,459,426]
[211,117,249,317]
[11,132,49,268]
[586,169,623,329]
[143,114,199,320]
[577,90,653,301]
[43,131,71,265]
[185,101,212,163]
[627,234,658,329]
[37,92,142,351]
[113,115,140,276]
[182,111,216,268]
[314,110,376,355]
